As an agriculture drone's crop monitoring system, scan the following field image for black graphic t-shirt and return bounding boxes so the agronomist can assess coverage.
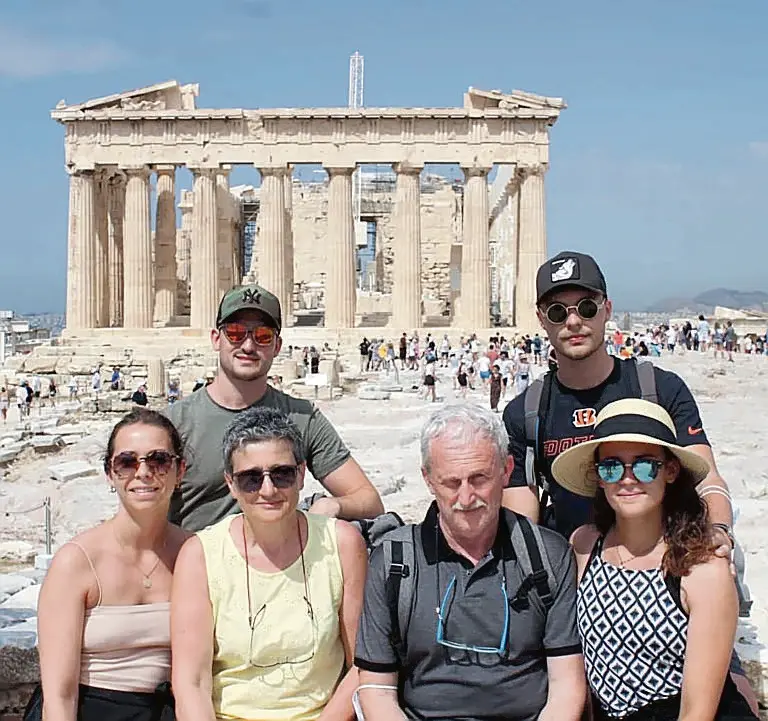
[503,358,710,539]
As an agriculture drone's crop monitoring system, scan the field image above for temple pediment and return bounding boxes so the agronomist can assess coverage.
[464,87,566,112]
[55,80,199,112]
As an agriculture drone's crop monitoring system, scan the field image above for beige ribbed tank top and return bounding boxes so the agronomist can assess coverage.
[69,542,171,693]
[197,512,345,721]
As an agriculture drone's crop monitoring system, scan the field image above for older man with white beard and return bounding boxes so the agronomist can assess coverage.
[354,403,585,721]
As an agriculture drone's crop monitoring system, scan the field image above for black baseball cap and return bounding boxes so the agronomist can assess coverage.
[536,251,607,304]
[215,284,282,332]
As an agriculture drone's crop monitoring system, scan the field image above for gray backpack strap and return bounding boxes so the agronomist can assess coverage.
[509,514,556,610]
[523,378,545,490]
[382,525,417,658]
[635,359,658,404]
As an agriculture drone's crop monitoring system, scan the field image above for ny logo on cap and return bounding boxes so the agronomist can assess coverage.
[551,258,579,282]
[242,289,262,305]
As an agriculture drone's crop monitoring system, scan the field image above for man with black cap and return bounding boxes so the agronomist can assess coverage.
[501,250,757,709]
[166,284,384,532]
[502,251,733,543]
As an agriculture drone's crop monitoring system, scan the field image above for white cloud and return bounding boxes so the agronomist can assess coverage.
[0,25,126,78]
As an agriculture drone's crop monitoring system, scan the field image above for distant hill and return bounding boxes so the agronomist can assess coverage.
[646,288,768,314]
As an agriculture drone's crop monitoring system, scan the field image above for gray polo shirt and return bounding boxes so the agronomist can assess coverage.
[165,386,351,532]
[355,503,581,721]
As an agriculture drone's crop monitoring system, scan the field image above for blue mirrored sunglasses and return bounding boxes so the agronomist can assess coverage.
[595,457,664,484]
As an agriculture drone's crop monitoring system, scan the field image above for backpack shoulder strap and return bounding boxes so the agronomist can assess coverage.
[523,372,554,495]
[382,525,417,658]
[509,514,556,610]
[523,377,544,447]
[634,359,658,404]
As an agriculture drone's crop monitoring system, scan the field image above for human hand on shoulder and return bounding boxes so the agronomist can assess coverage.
[709,523,736,576]
[309,496,342,518]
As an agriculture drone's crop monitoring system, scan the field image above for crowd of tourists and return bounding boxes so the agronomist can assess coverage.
[26,251,761,721]
[605,318,768,361]
[355,330,551,411]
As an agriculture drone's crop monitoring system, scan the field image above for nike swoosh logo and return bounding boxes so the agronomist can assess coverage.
[688,426,704,435]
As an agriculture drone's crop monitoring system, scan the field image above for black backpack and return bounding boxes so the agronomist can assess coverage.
[523,358,658,516]
[298,493,405,554]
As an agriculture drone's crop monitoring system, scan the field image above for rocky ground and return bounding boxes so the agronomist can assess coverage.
[1,351,767,715]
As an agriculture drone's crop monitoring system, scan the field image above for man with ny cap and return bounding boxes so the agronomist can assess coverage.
[166,284,384,532]
[501,251,757,710]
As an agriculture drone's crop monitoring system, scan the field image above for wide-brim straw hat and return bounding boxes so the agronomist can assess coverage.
[551,398,710,497]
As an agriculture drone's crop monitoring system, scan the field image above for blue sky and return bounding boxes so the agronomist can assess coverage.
[1,0,767,313]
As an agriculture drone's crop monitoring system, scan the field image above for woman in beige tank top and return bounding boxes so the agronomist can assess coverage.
[27,408,191,721]
[171,406,368,721]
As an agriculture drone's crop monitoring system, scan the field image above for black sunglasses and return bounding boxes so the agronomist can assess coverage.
[111,450,179,478]
[232,465,299,493]
[544,297,604,325]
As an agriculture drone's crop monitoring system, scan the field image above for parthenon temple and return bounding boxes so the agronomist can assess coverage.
[53,81,565,336]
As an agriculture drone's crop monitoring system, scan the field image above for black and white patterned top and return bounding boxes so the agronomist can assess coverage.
[576,536,688,718]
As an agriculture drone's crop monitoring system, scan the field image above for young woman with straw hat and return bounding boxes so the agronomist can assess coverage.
[554,398,757,721]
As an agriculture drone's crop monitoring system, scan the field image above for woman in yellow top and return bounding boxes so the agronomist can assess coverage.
[171,406,368,721]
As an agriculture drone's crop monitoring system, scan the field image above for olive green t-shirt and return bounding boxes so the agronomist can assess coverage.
[165,386,351,532]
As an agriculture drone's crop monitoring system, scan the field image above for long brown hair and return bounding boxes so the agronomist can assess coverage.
[593,448,715,576]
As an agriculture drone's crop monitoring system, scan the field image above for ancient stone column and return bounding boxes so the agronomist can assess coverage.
[122,166,154,328]
[154,166,177,325]
[391,163,423,330]
[216,167,234,296]
[190,168,219,330]
[515,164,547,332]
[176,190,193,315]
[94,169,110,328]
[65,169,98,330]
[324,166,357,328]
[459,166,491,329]
[283,168,295,325]
[257,166,288,313]
[108,171,126,327]
[231,215,242,287]
[147,357,166,397]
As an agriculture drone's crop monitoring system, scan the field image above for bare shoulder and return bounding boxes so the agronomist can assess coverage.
[683,554,732,590]
[175,533,205,567]
[43,539,96,603]
[570,524,600,557]
[334,519,367,556]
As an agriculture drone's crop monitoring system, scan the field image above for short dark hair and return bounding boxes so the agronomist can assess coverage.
[104,408,184,474]
[222,406,305,475]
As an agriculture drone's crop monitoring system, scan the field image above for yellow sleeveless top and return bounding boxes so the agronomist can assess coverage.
[197,512,346,721]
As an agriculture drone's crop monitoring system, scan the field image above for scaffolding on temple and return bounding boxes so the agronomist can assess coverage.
[348,51,365,229]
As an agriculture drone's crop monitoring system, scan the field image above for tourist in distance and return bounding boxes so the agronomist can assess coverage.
[171,407,368,721]
[131,385,149,407]
[558,399,758,721]
[489,363,503,412]
[165,284,383,532]
[354,404,585,721]
[724,321,737,362]
[502,250,756,709]
[27,408,189,721]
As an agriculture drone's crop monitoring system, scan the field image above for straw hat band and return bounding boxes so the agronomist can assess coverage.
[551,398,711,498]
[594,414,676,446]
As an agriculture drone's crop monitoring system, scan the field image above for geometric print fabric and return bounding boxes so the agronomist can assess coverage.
[576,539,688,718]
